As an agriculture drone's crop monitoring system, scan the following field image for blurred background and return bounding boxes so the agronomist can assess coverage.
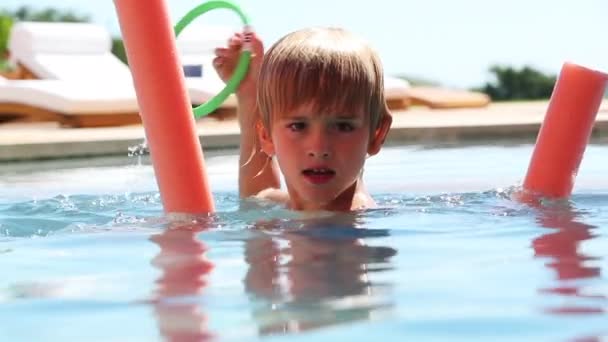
[1,0,607,101]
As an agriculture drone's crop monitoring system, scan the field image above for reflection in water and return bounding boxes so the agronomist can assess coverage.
[244,212,397,335]
[149,224,214,342]
[147,211,396,338]
[531,201,605,315]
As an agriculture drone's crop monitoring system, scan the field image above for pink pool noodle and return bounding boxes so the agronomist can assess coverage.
[114,0,215,213]
[523,62,607,198]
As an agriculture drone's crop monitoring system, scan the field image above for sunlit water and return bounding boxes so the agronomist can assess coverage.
[1,144,607,341]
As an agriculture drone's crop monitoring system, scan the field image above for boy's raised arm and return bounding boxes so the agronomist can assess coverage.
[235,99,281,197]
[213,32,281,197]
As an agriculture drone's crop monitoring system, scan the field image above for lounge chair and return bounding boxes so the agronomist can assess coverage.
[10,22,237,103]
[0,76,140,127]
[5,22,236,126]
[385,76,411,110]
[1,22,141,127]
[8,22,131,82]
[405,86,491,109]
[176,25,238,119]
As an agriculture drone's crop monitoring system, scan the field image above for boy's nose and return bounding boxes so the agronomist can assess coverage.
[307,129,331,159]
[307,150,330,159]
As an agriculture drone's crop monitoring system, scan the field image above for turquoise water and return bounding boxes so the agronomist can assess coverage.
[1,144,607,341]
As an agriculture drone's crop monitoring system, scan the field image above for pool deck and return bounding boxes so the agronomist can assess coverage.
[1,100,608,162]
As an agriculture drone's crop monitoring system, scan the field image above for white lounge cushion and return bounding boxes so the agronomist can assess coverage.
[0,80,138,113]
[176,25,234,55]
[384,76,410,100]
[177,26,237,107]
[8,22,130,81]
[9,22,111,55]
[20,53,131,81]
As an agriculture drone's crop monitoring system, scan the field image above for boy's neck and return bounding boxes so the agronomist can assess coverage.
[288,179,376,212]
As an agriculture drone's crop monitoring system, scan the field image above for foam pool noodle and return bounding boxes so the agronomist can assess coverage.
[114,0,215,214]
[523,62,608,199]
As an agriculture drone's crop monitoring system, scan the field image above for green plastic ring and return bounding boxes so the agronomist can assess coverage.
[174,0,251,118]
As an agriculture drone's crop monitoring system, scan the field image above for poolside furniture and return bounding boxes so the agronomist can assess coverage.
[0,22,141,127]
[176,25,239,119]
[405,86,491,109]
[10,22,238,107]
[3,22,237,126]
[0,76,141,127]
[8,22,131,82]
[381,78,491,111]
[385,76,411,109]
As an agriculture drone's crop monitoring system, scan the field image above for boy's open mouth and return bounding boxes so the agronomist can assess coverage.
[302,168,336,184]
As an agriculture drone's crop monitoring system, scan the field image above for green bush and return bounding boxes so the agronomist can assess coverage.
[475,65,556,101]
[0,58,9,71]
[0,14,13,59]
[112,38,128,65]
[9,6,89,22]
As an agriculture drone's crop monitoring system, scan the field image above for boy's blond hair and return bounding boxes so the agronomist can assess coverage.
[257,27,388,135]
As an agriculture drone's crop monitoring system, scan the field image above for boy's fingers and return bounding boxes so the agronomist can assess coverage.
[212,56,223,67]
[243,31,264,55]
[215,48,240,60]
[216,47,238,56]
[228,36,242,48]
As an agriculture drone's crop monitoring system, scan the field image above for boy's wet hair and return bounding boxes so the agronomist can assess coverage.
[257,27,388,134]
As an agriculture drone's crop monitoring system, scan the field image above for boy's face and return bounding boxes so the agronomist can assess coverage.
[258,103,389,210]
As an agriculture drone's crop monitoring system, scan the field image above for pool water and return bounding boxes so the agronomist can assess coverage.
[1,144,607,341]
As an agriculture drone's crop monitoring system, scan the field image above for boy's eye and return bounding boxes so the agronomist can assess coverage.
[335,122,355,132]
[287,122,306,131]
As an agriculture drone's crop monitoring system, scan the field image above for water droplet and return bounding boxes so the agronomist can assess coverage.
[128,139,149,158]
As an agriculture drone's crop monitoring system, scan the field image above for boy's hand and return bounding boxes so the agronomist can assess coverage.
[213,31,264,104]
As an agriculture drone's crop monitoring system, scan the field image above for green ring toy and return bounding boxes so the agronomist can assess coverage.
[174,0,251,118]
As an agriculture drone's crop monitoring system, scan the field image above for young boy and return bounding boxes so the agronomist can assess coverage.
[213,27,392,211]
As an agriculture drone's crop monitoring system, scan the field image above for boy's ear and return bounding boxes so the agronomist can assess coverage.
[256,120,275,156]
[368,109,392,156]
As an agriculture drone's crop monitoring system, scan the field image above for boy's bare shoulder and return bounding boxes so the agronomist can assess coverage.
[255,188,290,204]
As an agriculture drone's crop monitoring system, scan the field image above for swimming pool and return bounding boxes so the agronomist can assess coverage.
[1,143,607,341]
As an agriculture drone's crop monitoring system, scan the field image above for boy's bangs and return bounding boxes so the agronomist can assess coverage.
[261,50,380,120]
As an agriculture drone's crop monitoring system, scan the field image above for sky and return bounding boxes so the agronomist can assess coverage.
[2,0,607,88]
